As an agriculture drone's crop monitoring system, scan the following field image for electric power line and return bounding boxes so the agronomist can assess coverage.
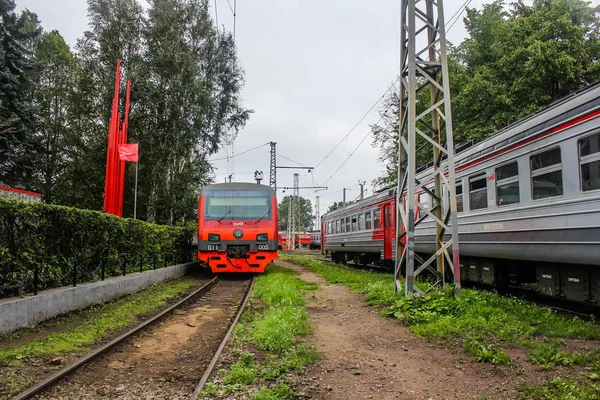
[322,113,385,186]
[310,78,399,171]
[277,153,309,167]
[209,142,269,162]
[447,0,473,34]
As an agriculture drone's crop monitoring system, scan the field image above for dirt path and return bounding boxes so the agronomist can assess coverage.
[276,260,532,400]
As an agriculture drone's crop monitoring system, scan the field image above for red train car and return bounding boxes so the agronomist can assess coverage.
[197,182,278,273]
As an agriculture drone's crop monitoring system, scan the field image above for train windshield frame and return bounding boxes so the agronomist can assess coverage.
[204,188,272,221]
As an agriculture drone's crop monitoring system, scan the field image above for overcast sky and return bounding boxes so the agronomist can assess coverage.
[15,0,600,223]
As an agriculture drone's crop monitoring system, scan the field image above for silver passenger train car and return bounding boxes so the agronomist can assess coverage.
[322,82,600,304]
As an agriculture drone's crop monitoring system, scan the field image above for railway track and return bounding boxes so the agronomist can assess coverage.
[12,275,254,400]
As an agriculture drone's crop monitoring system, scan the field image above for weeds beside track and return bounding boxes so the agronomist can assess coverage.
[283,254,600,399]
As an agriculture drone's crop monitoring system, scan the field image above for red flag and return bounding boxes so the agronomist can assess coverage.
[118,143,139,162]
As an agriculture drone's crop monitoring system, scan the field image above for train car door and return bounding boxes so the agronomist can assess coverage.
[383,203,394,260]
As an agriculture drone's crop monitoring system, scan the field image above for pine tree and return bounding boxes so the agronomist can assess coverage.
[0,0,41,187]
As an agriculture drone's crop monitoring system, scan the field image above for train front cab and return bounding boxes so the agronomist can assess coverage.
[197,183,278,273]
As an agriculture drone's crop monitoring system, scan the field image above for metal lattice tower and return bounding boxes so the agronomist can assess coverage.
[292,173,300,249]
[286,199,293,250]
[269,142,277,190]
[395,0,460,296]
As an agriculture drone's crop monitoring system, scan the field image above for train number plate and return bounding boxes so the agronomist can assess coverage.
[258,244,269,251]
[207,244,220,251]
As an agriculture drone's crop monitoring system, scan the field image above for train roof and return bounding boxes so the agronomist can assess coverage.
[323,81,600,220]
[201,182,275,194]
[323,188,395,220]
[417,81,600,180]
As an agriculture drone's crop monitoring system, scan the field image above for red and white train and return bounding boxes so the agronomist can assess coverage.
[322,82,600,304]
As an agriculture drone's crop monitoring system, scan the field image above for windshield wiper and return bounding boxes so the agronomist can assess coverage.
[255,207,271,224]
[218,209,232,222]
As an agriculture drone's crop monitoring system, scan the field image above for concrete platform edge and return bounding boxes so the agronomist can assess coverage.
[0,262,200,334]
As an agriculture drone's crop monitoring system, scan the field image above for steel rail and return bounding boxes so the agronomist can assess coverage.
[12,276,219,400]
[190,276,256,399]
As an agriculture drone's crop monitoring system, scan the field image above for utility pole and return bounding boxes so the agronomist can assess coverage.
[396,0,460,296]
[269,142,276,190]
[343,188,347,204]
[286,173,300,249]
[358,180,366,200]
[315,196,320,231]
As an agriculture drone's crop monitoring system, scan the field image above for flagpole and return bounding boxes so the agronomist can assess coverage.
[134,162,139,219]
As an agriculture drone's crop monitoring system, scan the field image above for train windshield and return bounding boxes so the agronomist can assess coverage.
[204,188,272,221]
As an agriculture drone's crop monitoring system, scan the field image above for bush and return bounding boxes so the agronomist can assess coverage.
[0,198,195,297]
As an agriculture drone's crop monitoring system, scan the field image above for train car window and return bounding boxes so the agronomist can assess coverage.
[365,212,372,229]
[373,210,381,229]
[345,217,351,232]
[456,182,463,212]
[530,147,563,199]
[328,222,332,235]
[358,214,365,230]
[336,220,341,234]
[341,219,346,233]
[579,132,600,192]
[469,174,488,210]
[352,216,358,231]
[496,162,520,206]
[419,192,430,210]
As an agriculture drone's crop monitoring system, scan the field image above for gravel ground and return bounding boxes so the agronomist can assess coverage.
[29,277,251,400]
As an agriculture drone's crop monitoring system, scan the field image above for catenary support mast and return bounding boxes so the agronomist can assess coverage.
[395,0,460,296]
[269,142,276,190]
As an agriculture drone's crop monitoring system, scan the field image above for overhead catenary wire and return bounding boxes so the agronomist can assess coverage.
[446,0,473,34]
[209,142,270,162]
[321,113,385,186]
[310,78,399,172]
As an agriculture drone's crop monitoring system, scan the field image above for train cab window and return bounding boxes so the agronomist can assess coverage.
[579,132,600,192]
[469,173,488,210]
[345,217,351,232]
[496,162,519,206]
[351,216,358,231]
[365,212,372,229]
[456,182,463,212]
[530,147,563,200]
[373,210,381,229]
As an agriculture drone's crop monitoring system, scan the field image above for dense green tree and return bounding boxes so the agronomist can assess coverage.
[0,0,41,187]
[371,0,600,187]
[327,201,346,213]
[58,0,144,211]
[278,195,314,232]
[29,30,78,203]
[133,0,250,225]
[453,0,600,140]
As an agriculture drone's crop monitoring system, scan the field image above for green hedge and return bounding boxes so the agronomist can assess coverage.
[0,198,195,298]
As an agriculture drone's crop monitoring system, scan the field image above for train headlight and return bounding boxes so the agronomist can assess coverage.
[208,233,220,242]
[256,233,268,241]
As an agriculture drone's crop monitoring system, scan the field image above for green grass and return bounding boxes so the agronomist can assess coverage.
[200,264,317,399]
[285,256,600,358]
[0,278,199,366]
[517,378,600,399]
